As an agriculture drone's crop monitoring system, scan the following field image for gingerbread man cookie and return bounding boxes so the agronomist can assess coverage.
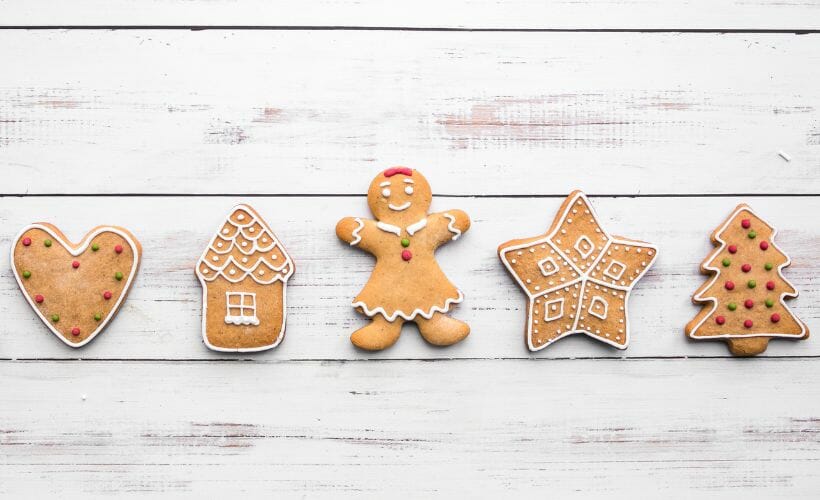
[11,223,142,347]
[195,204,294,352]
[498,191,658,351]
[685,204,809,356]
[336,167,471,350]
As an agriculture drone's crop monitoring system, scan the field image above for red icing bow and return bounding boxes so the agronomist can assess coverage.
[384,167,412,177]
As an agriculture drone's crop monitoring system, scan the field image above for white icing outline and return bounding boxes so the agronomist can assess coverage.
[350,217,364,246]
[499,191,659,351]
[353,290,464,322]
[195,204,294,353]
[537,256,559,277]
[388,201,411,212]
[603,260,626,281]
[376,221,401,236]
[443,212,461,241]
[543,297,564,322]
[10,224,140,348]
[588,295,609,320]
[688,204,807,340]
[574,235,594,259]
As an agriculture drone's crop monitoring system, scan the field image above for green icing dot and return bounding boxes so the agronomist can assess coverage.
[91,243,100,251]
[765,299,774,308]
[51,314,59,323]
[748,230,757,239]
[722,258,731,267]
[94,313,102,321]
[44,239,52,247]
[401,238,410,248]
[764,262,773,271]
[728,302,737,311]
[747,280,756,289]
[22,270,31,279]
[115,271,123,281]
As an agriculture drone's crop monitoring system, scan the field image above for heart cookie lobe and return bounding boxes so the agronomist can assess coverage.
[11,223,142,347]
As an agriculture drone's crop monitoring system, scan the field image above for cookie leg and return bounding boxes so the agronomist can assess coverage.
[727,337,770,356]
[351,315,403,351]
[415,313,470,346]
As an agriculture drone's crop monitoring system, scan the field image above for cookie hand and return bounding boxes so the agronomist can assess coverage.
[336,217,364,244]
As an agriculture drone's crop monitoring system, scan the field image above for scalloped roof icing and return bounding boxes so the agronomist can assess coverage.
[196,204,294,285]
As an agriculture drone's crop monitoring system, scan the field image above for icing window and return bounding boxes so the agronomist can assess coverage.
[225,292,260,326]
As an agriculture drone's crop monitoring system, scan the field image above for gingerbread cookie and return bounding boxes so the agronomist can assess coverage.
[195,204,294,352]
[11,223,141,347]
[685,204,809,356]
[335,167,471,351]
[498,191,658,351]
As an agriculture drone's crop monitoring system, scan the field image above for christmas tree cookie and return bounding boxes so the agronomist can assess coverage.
[195,204,295,352]
[335,167,471,351]
[11,223,141,347]
[498,191,658,351]
[685,204,809,356]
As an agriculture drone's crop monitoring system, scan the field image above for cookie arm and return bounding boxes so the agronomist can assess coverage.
[336,217,377,253]
[431,209,471,245]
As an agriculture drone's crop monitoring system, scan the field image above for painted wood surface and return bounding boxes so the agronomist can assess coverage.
[1,0,819,29]
[0,17,818,499]
[1,359,819,498]
[1,195,816,360]
[1,30,819,195]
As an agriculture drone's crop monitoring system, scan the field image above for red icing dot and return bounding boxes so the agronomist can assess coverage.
[724,281,735,290]
[71,327,81,336]
[766,281,775,290]
[115,244,124,254]
[715,316,726,325]
[72,260,80,269]
[741,263,751,273]
[728,245,737,254]
[741,219,751,229]
[22,237,32,246]
[34,294,44,304]
[759,241,769,251]
[401,250,413,261]
[103,290,113,300]
[770,313,781,323]
[744,319,753,328]
[744,299,754,309]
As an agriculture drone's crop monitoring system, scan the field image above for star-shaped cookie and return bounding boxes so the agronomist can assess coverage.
[498,191,658,351]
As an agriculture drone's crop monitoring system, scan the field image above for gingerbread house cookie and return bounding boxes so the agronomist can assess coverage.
[195,204,294,352]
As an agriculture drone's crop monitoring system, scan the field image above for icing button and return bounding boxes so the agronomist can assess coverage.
[401,250,413,261]
[35,294,45,304]
[72,260,80,269]
[71,327,81,336]
[103,290,113,300]
[115,244,124,254]
[715,316,725,325]
[770,313,781,323]
[22,237,32,246]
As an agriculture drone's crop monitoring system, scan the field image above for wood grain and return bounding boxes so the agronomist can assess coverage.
[1,195,816,360]
[1,0,818,29]
[1,30,819,195]
[1,358,818,498]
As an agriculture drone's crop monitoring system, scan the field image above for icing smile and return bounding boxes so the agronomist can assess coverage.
[388,201,412,211]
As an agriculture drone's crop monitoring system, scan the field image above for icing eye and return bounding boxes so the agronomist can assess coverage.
[405,186,414,195]
[382,188,391,197]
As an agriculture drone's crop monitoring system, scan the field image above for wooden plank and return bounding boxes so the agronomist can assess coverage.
[0,195,816,360]
[1,358,819,498]
[1,30,819,196]
[1,0,818,29]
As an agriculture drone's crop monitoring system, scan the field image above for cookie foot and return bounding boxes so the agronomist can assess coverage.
[727,337,770,356]
[351,315,403,351]
[416,313,470,346]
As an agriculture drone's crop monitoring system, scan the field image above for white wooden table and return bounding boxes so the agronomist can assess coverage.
[1,2,819,497]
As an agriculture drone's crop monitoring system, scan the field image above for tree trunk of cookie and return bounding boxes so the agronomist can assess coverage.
[727,337,770,356]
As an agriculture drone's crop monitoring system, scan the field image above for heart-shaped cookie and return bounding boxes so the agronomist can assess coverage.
[11,223,142,347]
